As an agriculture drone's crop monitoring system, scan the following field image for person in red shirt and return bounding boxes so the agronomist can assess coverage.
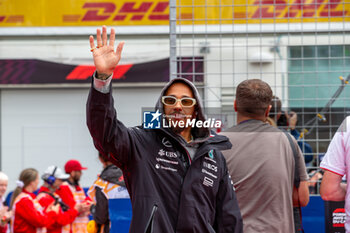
[56,160,91,233]
[37,166,88,233]
[10,168,59,233]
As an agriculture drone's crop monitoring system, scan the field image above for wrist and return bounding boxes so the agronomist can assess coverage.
[96,71,113,80]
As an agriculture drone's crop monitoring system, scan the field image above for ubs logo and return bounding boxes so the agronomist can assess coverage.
[158,149,178,158]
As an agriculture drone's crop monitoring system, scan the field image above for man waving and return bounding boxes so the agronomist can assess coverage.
[86,26,242,233]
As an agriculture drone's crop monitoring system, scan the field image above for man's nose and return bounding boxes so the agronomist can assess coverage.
[173,100,182,110]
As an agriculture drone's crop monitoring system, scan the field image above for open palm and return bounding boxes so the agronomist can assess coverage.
[89,26,124,77]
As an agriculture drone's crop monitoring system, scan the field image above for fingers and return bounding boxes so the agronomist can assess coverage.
[91,26,121,54]
[102,25,107,46]
[96,28,102,48]
[116,41,125,58]
[109,28,115,47]
[89,35,95,49]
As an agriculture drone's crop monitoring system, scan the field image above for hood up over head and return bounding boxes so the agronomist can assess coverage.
[155,78,211,143]
[100,165,126,187]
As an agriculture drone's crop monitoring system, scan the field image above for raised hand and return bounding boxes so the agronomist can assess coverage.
[89,25,124,79]
[74,202,84,213]
[287,111,298,130]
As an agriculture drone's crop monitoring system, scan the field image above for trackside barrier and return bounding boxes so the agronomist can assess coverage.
[108,196,335,233]
[324,200,346,233]
[109,198,132,233]
[302,196,325,233]
[5,192,335,232]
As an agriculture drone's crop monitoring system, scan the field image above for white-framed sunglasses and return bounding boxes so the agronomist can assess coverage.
[162,96,197,107]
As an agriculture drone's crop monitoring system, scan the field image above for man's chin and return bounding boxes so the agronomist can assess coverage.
[171,126,185,134]
[166,118,190,134]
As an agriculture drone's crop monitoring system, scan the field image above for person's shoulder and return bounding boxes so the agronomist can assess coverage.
[130,125,160,136]
[333,117,350,136]
[343,116,350,132]
[57,183,74,195]
[207,131,232,150]
[16,193,33,205]
[221,121,281,134]
[129,126,159,141]
[220,125,239,134]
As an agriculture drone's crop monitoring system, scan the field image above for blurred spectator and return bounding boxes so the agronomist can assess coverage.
[10,168,59,233]
[221,79,309,233]
[37,165,87,233]
[58,160,91,233]
[87,153,129,233]
[269,96,313,165]
[0,172,10,233]
[320,116,350,231]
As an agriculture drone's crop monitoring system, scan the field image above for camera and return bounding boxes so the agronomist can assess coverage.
[277,113,288,127]
[54,197,69,212]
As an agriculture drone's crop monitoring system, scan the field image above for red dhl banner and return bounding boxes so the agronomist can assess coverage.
[0,0,349,26]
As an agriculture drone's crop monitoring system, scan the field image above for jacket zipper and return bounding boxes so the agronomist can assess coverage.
[175,143,212,231]
[144,204,158,233]
[158,129,220,231]
[174,142,191,232]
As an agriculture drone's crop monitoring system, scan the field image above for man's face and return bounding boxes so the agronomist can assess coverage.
[0,180,7,197]
[71,170,82,182]
[163,82,196,133]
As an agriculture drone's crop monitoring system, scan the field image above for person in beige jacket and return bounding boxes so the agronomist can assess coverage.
[221,79,309,233]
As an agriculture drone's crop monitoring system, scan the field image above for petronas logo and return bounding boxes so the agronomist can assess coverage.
[208,150,214,159]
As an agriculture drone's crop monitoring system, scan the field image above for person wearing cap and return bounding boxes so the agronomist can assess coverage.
[86,26,242,233]
[56,160,91,233]
[37,166,88,233]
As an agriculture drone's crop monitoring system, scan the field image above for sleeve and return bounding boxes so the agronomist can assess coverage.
[320,127,347,176]
[93,72,113,94]
[92,187,109,225]
[56,185,76,209]
[290,129,300,139]
[0,225,7,233]
[294,139,309,181]
[213,164,243,233]
[86,79,136,168]
[55,208,78,226]
[15,197,56,228]
[37,193,78,227]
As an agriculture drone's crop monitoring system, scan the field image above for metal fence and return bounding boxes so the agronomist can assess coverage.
[169,0,350,194]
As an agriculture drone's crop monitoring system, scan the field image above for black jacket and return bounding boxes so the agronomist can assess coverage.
[87,78,243,233]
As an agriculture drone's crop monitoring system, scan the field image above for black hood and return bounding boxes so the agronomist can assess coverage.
[100,165,125,187]
[155,78,210,143]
